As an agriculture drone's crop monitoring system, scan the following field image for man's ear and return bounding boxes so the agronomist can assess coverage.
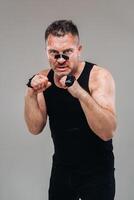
[78,45,82,52]
[78,45,82,57]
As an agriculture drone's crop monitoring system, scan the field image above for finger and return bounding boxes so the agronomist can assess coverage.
[45,81,52,89]
[33,80,52,93]
[38,74,48,82]
[31,76,47,88]
[59,76,67,88]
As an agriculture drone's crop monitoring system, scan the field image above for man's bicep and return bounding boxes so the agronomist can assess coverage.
[90,68,116,115]
[92,91,116,115]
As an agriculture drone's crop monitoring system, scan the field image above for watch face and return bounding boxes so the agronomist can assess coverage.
[65,74,75,87]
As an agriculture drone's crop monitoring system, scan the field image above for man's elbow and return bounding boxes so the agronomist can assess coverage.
[28,128,42,135]
[101,132,114,141]
[101,123,117,141]
[27,123,46,135]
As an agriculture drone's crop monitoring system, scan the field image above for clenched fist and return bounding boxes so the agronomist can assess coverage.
[29,74,51,94]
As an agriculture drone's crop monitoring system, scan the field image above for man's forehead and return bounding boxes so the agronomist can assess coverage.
[46,33,79,49]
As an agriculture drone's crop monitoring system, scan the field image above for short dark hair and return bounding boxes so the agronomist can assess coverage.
[45,20,79,41]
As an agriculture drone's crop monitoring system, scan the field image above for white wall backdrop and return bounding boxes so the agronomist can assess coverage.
[0,0,134,199]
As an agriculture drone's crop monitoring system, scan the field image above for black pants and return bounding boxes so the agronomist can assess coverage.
[48,164,115,200]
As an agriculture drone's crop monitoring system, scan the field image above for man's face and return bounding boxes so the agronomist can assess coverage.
[46,33,82,77]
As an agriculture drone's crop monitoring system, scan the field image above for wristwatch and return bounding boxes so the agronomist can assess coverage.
[26,75,35,88]
[65,74,76,87]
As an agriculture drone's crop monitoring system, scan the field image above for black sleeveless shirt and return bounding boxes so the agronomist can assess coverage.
[43,62,114,171]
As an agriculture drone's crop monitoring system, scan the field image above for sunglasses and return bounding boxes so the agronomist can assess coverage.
[54,54,69,60]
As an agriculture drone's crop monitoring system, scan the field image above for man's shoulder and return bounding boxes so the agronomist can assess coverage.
[91,64,113,79]
[89,64,115,89]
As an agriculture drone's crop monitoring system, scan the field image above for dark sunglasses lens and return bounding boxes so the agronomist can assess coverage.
[62,55,69,60]
[54,54,69,60]
[55,54,60,59]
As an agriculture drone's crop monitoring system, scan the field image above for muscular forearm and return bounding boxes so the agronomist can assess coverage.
[24,89,47,134]
[78,90,117,141]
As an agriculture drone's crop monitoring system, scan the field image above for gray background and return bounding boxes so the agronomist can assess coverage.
[0,0,133,199]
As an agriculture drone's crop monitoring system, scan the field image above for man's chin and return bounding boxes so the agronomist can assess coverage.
[54,70,70,78]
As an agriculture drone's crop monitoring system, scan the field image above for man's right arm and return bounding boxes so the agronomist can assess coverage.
[24,71,51,135]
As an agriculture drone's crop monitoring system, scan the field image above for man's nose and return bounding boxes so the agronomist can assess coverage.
[55,54,69,63]
[57,57,66,64]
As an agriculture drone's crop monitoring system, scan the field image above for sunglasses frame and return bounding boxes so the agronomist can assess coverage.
[54,54,69,60]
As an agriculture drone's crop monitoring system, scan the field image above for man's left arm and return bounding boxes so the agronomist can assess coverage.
[68,65,117,141]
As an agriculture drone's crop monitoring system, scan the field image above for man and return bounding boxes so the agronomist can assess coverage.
[24,20,117,200]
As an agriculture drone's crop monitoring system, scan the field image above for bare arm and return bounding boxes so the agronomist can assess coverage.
[24,69,51,135]
[67,65,117,141]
